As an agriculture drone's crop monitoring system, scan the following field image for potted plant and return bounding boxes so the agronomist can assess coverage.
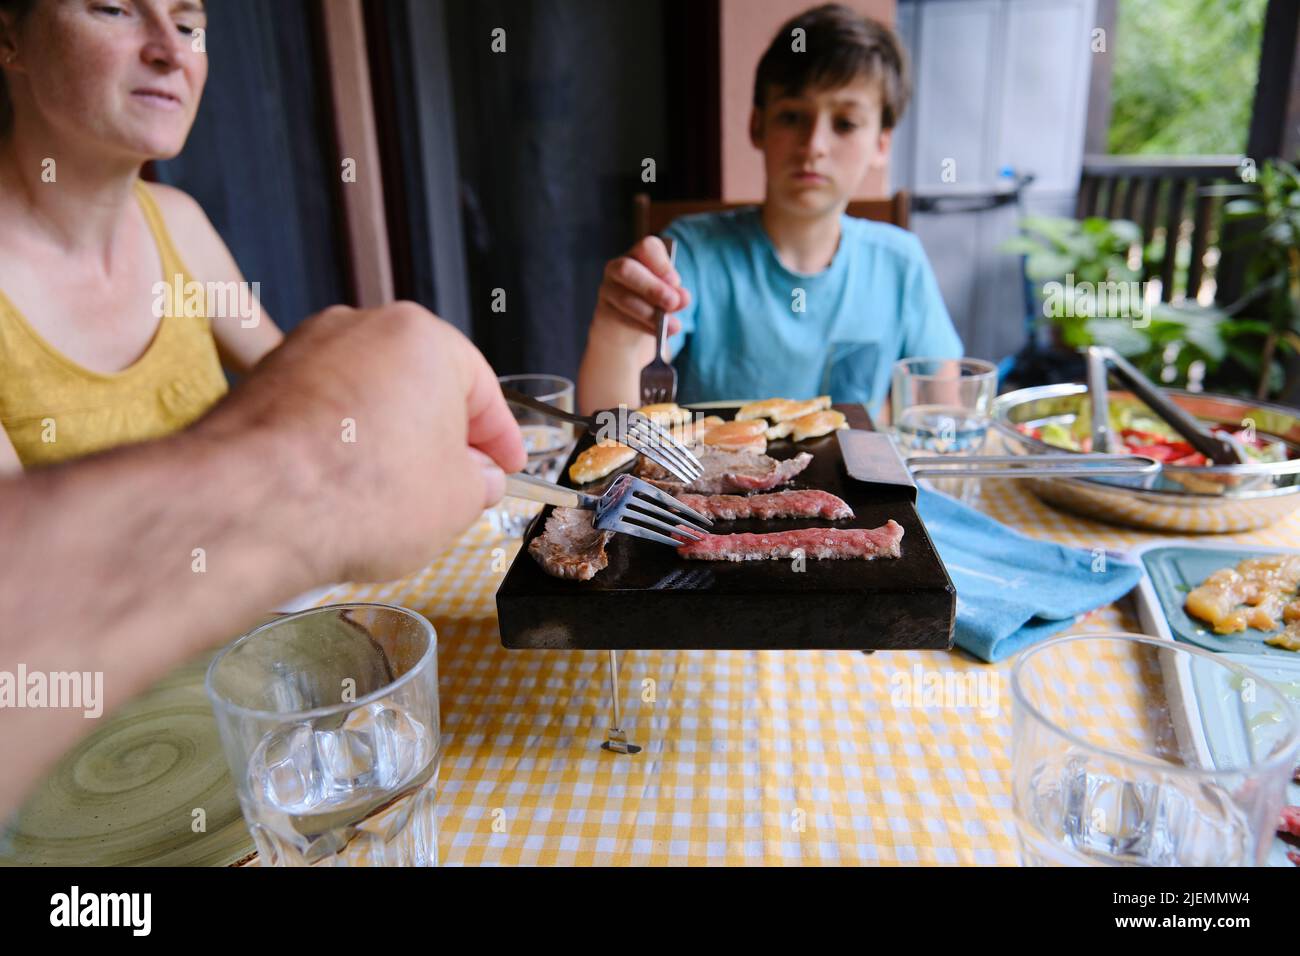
[1000,188,1298,401]
[1211,158,1300,399]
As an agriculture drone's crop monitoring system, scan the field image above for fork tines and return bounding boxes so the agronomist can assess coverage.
[622,411,703,483]
[600,475,713,549]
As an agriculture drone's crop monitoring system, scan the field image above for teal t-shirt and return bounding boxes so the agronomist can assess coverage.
[663,207,963,419]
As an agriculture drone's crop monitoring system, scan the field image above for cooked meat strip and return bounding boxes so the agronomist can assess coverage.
[676,520,904,562]
[636,446,813,495]
[528,507,612,580]
[677,489,854,521]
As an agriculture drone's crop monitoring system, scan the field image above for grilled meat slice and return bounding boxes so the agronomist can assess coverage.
[636,446,812,495]
[528,507,612,580]
[677,520,904,562]
[677,489,853,521]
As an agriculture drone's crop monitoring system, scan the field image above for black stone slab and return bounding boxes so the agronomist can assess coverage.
[496,404,955,650]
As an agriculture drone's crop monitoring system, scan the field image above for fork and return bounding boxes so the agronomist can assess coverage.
[639,236,678,405]
[502,386,702,483]
[505,472,713,547]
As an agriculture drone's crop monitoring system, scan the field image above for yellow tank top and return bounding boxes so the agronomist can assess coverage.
[0,181,230,467]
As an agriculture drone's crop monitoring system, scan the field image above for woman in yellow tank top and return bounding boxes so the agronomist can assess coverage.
[0,0,284,472]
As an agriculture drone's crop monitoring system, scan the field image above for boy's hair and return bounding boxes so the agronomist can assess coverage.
[753,3,911,131]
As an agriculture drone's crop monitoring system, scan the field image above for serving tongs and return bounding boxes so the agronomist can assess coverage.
[505,471,712,547]
[904,452,1160,479]
[839,429,1159,500]
[502,386,702,484]
[1083,346,1248,464]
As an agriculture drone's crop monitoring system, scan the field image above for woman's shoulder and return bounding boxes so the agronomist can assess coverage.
[139,182,231,282]
[140,181,214,244]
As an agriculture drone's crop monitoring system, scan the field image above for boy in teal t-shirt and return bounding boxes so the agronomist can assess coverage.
[578,3,962,421]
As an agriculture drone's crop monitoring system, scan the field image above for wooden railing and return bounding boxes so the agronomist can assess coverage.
[1075,155,1246,305]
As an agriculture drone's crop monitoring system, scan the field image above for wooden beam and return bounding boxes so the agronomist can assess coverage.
[320,0,394,307]
[1082,0,1117,155]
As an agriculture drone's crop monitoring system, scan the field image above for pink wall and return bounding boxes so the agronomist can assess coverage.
[719,0,897,201]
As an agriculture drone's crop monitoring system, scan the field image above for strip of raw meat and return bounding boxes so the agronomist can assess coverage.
[677,489,854,521]
[1280,805,1300,838]
[1280,806,1300,865]
[677,520,904,561]
[636,446,812,495]
[528,507,611,580]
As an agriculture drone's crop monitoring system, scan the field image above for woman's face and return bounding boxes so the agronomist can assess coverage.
[7,0,207,160]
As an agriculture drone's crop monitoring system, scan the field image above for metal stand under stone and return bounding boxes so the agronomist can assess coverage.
[601,649,641,754]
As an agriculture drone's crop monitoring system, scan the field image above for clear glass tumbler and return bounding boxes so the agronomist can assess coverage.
[1011,633,1299,866]
[206,604,440,866]
[489,373,576,537]
[891,357,998,505]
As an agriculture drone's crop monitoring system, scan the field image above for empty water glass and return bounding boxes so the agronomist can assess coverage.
[891,357,997,505]
[1011,633,1299,866]
[490,374,576,537]
[206,604,440,866]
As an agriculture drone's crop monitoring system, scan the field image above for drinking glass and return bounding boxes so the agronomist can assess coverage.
[891,357,997,505]
[489,374,576,537]
[206,604,440,866]
[1011,633,1300,866]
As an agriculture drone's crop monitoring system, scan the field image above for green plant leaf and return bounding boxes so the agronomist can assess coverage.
[1224,198,1263,217]
[1025,252,1073,281]
[1108,219,1142,244]
[997,237,1043,256]
[1084,317,1150,356]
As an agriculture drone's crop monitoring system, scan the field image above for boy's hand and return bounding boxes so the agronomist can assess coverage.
[594,236,691,337]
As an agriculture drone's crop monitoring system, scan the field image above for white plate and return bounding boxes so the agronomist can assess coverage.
[1127,544,1300,867]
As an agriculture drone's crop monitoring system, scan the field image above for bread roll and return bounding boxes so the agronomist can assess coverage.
[568,441,637,484]
[636,403,692,426]
[789,409,847,441]
[701,419,767,453]
[736,395,831,423]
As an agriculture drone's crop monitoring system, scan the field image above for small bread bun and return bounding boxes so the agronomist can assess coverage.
[568,441,637,484]
[701,419,767,453]
[736,395,832,423]
[672,415,724,445]
[735,398,791,422]
[769,396,832,423]
[636,403,692,426]
[789,409,848,441]
[765,421,794,440]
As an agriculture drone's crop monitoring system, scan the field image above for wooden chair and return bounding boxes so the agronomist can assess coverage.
[633,191,910,241]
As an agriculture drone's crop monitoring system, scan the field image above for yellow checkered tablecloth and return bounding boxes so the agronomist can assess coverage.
[296,479,1300,866]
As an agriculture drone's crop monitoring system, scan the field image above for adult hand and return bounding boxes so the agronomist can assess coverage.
[196,302,526,583]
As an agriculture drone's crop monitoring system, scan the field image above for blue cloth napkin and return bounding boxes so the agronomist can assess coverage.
[914,486,1143,663]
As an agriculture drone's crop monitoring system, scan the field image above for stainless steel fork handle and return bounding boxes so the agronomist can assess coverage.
[655,237,677,362]
[501,386,591,428]
[504,472,595,508]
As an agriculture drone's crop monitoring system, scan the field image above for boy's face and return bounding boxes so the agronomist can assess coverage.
[750,75,892,218]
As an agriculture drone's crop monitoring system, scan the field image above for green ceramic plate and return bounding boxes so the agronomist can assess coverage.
[1139,543,1300,657]
[0,646,255,867]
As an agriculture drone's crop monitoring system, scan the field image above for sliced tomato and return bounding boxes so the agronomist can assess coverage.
[1121,428,1173,445]
[1169,452,1208,467]
[1127,443,1183,462]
